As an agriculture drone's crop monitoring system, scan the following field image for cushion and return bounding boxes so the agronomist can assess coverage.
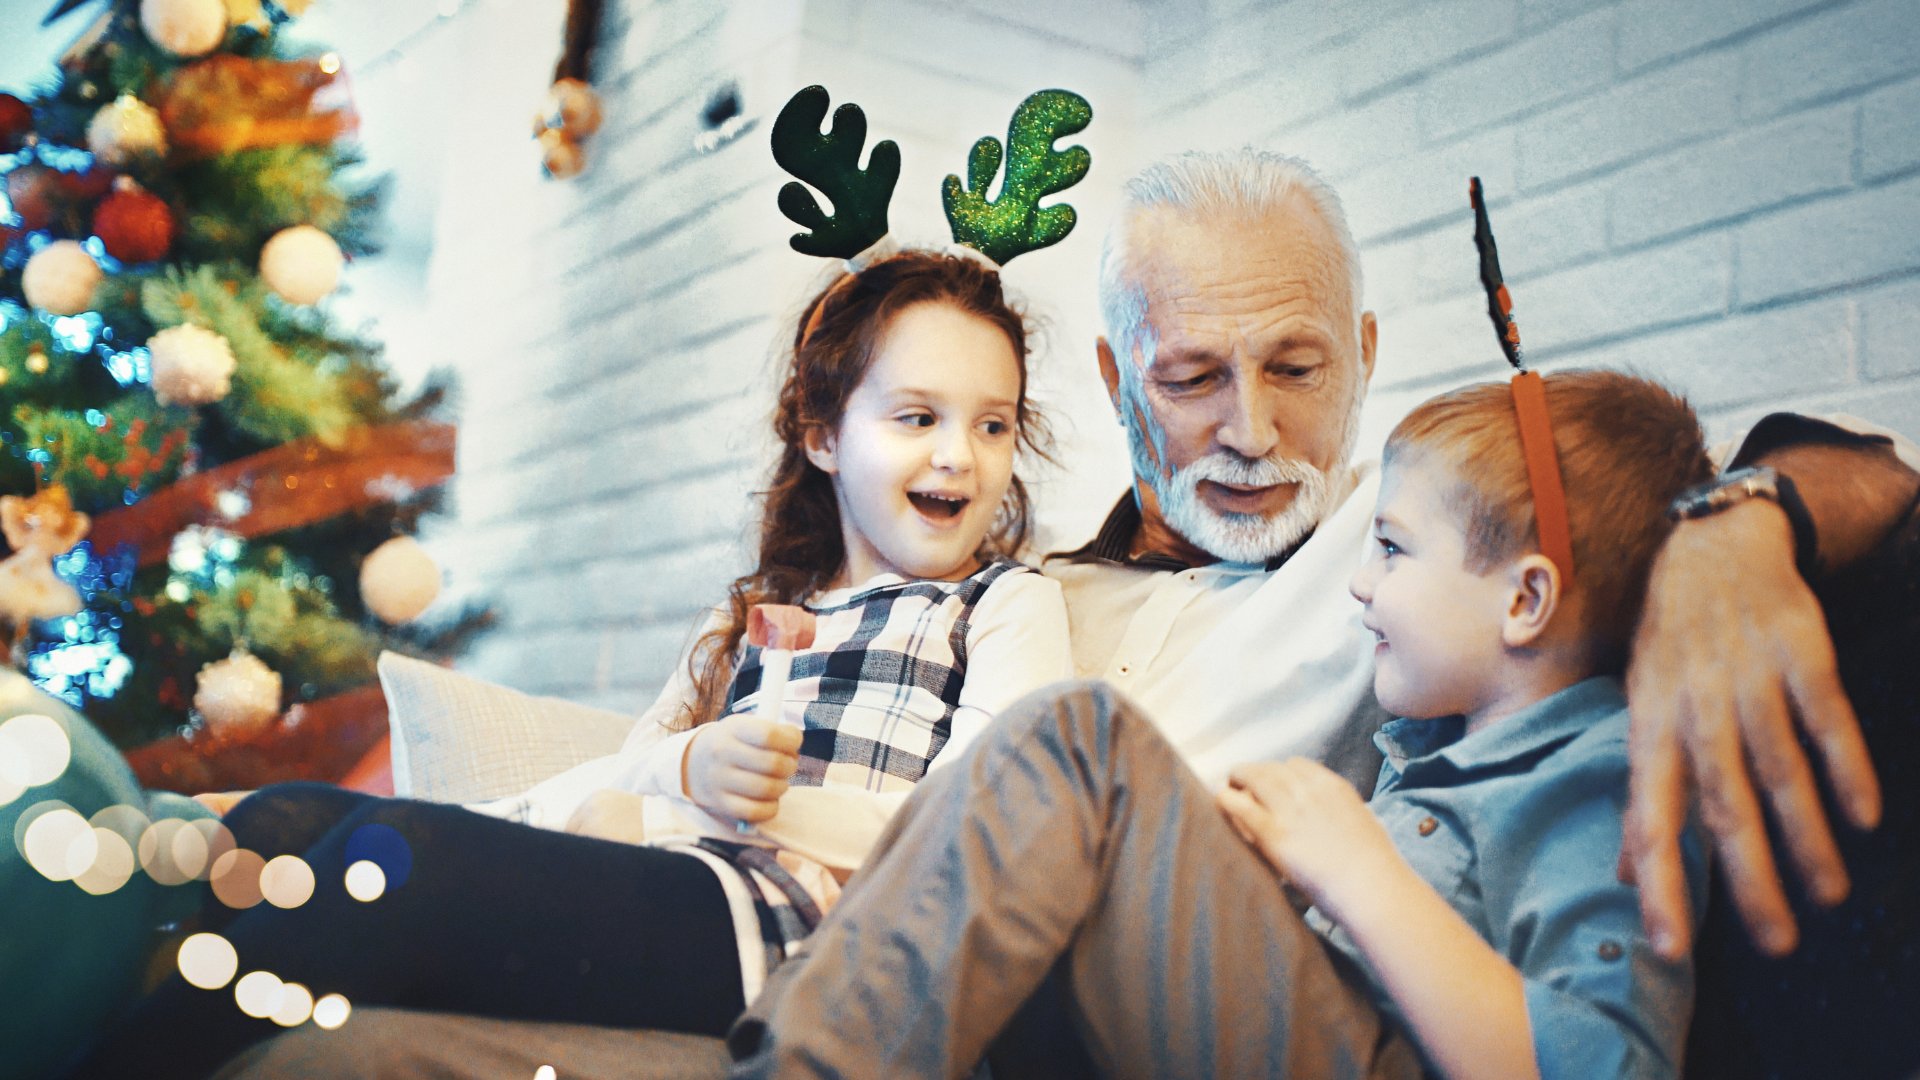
[376,652,634,804]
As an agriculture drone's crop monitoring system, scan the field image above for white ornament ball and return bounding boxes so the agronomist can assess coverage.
[148,324,237,406]
[359,536,441,624]
[259,225,343,305]
[86,94,168,164]
[194,650,282,739]
[21,240,103,316]
[140,0,228,58]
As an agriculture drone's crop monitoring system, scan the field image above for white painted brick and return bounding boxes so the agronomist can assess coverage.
[1372,293,1507,386]
[1341,127,1517,243]
[1363,227,1468,316]
[1361,181,1610,315]
[959,0,1148,62]
[1862,76,1920,180]
[1489,180,1612,279]
[1860,278,1920,379]
[1268,86,1422,181]
[1330,0,1520,103]
[1616,0,1825,73]
[1544,297,1853,411]
[1512,232,1731,355]
[854,0,1142,104]
[1519,0,1612,30]
[1148,2,1373,121]
[1737,172,1920,304]
[1149,49,1347,154]
[1417,7,1616,143]
[1706,374,1920,446]
[1516,51,1740,190]
[1606,102,1853,248]
[1741,0,1920,120]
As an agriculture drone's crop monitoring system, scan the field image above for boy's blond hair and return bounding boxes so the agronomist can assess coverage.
[1383,369,1714,671]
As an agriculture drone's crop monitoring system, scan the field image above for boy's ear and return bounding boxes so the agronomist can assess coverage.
[803,424,839,474]
[1502,553,1562,649]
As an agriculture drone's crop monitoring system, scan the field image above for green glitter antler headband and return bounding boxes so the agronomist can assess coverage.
[943,89,1093,265]
[771,85,1093,267]
[771,85,902,260]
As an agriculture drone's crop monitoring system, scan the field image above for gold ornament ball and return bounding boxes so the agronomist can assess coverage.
[25,347,49,375]
[87,93,168,165]
[22,240,103,316]
[148,323,238,406]
[194,650,283,739]
[259,225,344,305]
[538,128,585,180]
[140,0,228,58]
[359,536,442,624]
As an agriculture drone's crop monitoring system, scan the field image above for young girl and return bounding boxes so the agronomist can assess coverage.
[68,250,1072,1079]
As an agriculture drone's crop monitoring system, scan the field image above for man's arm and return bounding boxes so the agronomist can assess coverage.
[1626,422,1920,958]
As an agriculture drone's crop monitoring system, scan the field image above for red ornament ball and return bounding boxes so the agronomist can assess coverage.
[93,187,175,263]
[56,165,118,204]
[6,164,57,230]
[0,93,30,153]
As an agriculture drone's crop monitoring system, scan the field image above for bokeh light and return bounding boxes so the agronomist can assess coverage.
[22,805,91,882]
[139,818,197,885]
[0,713,71,788]
[270,982,314,1028]
[90,804,151,848]
[189,818,237,876]
[535,1067,557,1080]
[344,823,412,888]
[312,993,351,1030]
[234,971,285,1019]
[177,932,239,990]
[343,859,386,902]
[210,848,266,909]
[74,826,136,895]
[260,854,316,909]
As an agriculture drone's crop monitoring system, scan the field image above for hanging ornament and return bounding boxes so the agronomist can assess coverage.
[221,0,268,31]
[193,649,282,738]
[541,77,603,141]
[7,164,58,232]
[21,239,103,316]
[140,0,229,58]
[93,180,175,264]
[358,535,441,624]
[258,224,342,305]
[147,323,237,406]
[533,0,604,180]
[0,92,32,154]
[86,93,168,165]
[0,486,91,634]
[536,128,585,180]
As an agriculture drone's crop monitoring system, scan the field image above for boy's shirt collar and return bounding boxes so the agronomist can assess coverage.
[1374,676,1625,790]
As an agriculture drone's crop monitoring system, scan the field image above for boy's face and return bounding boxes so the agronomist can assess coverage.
[1349,456,1517,720]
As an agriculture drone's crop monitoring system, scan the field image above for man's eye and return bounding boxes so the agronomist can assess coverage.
[1162,372,1212,392]
[1272,365,1314,380]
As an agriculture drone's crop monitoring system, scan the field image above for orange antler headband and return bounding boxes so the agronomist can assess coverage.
[1469,177,1574,587]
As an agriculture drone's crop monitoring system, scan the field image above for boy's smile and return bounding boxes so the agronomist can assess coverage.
[1349,457,1517,724]
[807,302,1021,587]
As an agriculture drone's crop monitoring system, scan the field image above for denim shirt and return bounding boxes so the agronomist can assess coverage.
[1307,677,1708,1080]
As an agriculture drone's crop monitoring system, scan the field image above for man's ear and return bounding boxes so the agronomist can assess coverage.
[1502,553,1562,648]
[1359,311,1379,386]
[803,425,839,475]
[1096,337,1123,417]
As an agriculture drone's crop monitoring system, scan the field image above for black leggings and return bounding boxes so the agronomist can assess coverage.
[68,784,745,1080]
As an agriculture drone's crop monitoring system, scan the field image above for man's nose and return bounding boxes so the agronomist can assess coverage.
[1215,378,1281,461]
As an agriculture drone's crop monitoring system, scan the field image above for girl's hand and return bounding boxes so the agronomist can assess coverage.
[1220,758,1405,923]
[682,715,803,824]
[191,790,252,817]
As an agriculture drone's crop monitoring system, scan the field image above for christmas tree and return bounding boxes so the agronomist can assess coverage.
[0,0,487,788]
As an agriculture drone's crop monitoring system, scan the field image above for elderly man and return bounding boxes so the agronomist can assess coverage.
[223,150,1917,1078]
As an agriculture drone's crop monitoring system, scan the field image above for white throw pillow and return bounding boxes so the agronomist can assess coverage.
[377,652,634,804]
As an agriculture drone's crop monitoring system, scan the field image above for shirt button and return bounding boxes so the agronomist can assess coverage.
[1416,816,1439,837]
[1597,940,1624,962]
[1116,664,1131,676]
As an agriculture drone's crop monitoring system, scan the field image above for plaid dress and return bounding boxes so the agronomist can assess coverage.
[681,557,1033,981]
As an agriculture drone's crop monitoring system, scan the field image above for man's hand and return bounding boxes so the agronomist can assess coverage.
[1220,758,1403,922]
[682,715,802,825]
[1625,498,1880,959]
[565,789,650,844]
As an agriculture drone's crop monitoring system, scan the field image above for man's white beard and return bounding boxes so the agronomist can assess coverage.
[1129,391,1363,564]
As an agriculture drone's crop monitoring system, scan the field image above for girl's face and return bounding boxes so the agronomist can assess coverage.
[805,301,1023,587]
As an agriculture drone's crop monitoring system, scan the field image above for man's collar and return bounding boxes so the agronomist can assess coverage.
[1045,492,1310,573]
[1374,677,1625,785]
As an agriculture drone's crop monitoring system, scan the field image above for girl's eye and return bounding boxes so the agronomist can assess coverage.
[897,413,935,428]
[979,419,1009,436]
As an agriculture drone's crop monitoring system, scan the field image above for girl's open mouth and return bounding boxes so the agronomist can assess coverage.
[908,492,970,519]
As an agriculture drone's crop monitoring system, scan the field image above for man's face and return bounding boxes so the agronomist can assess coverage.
[1100,200,1377,563]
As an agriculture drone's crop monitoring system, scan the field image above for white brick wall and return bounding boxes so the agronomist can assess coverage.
[424,0,1920,712]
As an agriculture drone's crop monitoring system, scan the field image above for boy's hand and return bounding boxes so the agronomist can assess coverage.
[1221,758,1403,922]
[682,715,802,824]
[565,789,650,844]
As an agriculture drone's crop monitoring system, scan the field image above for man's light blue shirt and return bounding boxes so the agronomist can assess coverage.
[1308,677,1708,1080]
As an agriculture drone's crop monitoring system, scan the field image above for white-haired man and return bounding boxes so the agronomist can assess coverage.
[722,149,1920,1076]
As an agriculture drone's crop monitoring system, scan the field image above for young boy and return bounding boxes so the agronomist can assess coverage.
[1219,368,1715,1079]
